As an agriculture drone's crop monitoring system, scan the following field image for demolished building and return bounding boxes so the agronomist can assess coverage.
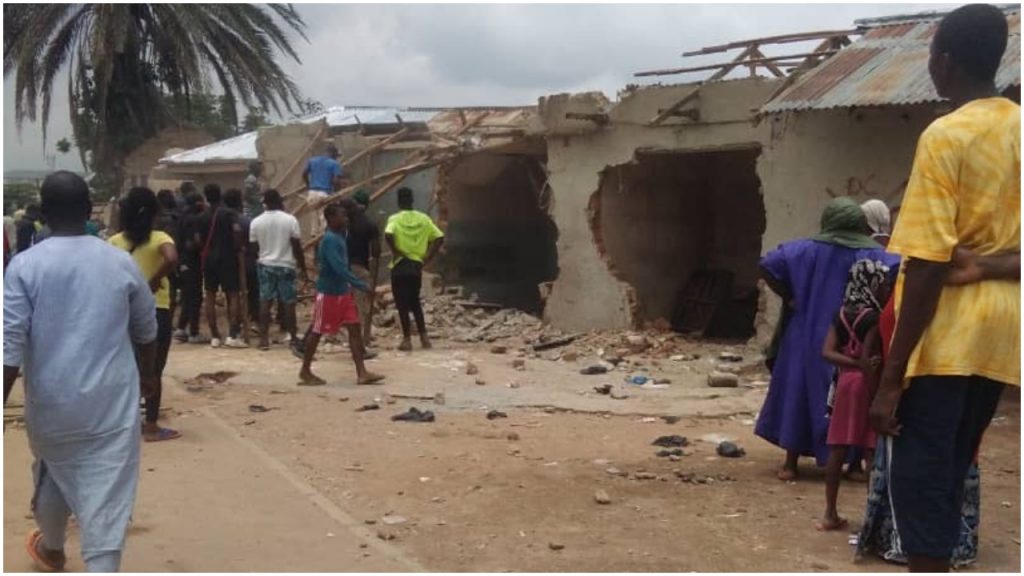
[150,7,1021,344]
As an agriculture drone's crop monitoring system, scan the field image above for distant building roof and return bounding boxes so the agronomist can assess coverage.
[160,105,535,166]
[761,7,1020,113]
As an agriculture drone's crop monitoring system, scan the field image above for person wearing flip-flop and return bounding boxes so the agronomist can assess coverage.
[250,189,308,351]
[298,204,385,386]
[5,172,160,572]
[109,187,183,443]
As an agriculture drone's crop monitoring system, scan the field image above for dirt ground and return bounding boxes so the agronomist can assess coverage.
[4,331,1021,572]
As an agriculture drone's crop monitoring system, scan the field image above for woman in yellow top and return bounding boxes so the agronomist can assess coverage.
[109,188,181,442]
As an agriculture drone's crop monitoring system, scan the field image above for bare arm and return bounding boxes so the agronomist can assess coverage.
[947,247,1020,285]
[150,241,179,294]
[870,258,949,435]
[424,237,444,266]
[860,328,882,396]
[821,325,859,370]
[290,238,308,281]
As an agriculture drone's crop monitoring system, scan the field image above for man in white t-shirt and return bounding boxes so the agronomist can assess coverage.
[249,189,308,351]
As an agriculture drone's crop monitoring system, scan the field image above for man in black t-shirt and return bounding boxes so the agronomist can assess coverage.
[174,190,207,343]
[342,191,381,347]
[193,184,245,348]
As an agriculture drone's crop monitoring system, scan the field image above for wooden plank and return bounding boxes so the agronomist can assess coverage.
[648,85,701,126]
[749,47,785,78]
[681,29,860,56]
[635,49,839,78]
[343,127,410,167]
[762,39,841,104]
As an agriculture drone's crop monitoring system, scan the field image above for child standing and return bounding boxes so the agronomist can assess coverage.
[819,259,891,531]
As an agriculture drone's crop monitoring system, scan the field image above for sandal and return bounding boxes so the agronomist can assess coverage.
[26,530,65,572]
[144,427,182,443]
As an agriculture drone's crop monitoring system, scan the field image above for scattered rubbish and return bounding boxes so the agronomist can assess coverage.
[652,435,689,448]
[532,333,580,352]
[594,384,613,395]
[486,410,508,420]
[656,448,685,458]
[580,365,609,375]
[707,372,740,388]
[392,407,436,423]
[364,519,377,525]
[381,515,408,526]
[632,472,657,480]
[356,404,380,412]
[338,397,350,402]
[594,489,612,505]
[512,359,526,371]
[716,441,746,458]
[548,542,565,551]
[661,416,681,424]
[626,375,650,385]
[641,417,659,423]
[243,420,256,426]
[669,454,682,462]
[490,346,508,354]
[183,371,238,392]
[609,391,630,400]
[466,362,479,375]
[719,351,744,363]
[603,355,624,366]
[670,354,700,362]
[475,378,487,386]
[606,467,627,477]
[248,404,275,413]
[544,461,559,467]
[377,530,396,541]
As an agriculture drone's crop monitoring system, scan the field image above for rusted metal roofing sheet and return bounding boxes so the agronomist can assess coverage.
[762,10,1020,113]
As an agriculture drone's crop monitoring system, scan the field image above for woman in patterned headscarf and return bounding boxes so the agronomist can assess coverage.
[819,259,891,531]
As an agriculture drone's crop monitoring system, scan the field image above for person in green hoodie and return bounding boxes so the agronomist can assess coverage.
[384,187,444,351]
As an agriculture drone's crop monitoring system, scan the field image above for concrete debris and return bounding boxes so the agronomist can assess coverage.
[594,490,612,505]
[486,410,508,420]
[381,515,408,526]
[511,359,526,371]
[707,372,740,388]
[719,351,744,362]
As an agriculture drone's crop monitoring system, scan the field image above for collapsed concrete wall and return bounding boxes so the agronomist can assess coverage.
[541,78,781,332]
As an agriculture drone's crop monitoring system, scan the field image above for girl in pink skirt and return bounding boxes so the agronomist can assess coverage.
[819,259,891,531]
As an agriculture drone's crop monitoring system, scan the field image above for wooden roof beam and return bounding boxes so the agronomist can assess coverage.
[635,49,839,78]
[681,28,861,57]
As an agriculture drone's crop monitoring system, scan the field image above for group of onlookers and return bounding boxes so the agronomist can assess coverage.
[756,5,1019,572]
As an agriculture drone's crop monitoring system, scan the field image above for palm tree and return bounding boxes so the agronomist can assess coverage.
[4,3,308,194]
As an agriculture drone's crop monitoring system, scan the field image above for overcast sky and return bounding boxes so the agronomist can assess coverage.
[3,2,955,172]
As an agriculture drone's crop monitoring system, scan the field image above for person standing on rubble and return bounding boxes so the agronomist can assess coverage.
[755,196,897,482]
[250,189,307,351]
[298,204,384,386]
[302,143,346,239]
[869,5,1019,572]
[342,191,381,358]
[4,171,158,572]
[194,184,246,349]
[385,187,444,352]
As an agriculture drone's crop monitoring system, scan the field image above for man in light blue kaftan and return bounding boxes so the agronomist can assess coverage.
[4,171,158,572]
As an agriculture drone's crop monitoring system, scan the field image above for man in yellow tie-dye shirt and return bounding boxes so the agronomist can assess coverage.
[869,4,1020,572]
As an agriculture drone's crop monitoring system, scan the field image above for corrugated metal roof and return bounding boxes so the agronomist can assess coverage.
[159,130,259,165]
[762,10,1020,113]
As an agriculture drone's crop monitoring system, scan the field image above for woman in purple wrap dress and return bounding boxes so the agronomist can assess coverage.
[756,197,898,481]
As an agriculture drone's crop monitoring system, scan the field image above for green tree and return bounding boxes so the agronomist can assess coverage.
[4,4,308,197]
[56,137,71,154]
[3,182,39,215]
[242,106,271,132]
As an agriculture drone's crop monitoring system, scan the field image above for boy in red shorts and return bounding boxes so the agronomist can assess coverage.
[298,204,384,386]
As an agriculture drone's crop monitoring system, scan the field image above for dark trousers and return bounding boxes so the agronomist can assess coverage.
[144,309,173,424]
[889,375,1004,559]
[176,265,203,334]
[391,268,425,339]
[246,263,259,323]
